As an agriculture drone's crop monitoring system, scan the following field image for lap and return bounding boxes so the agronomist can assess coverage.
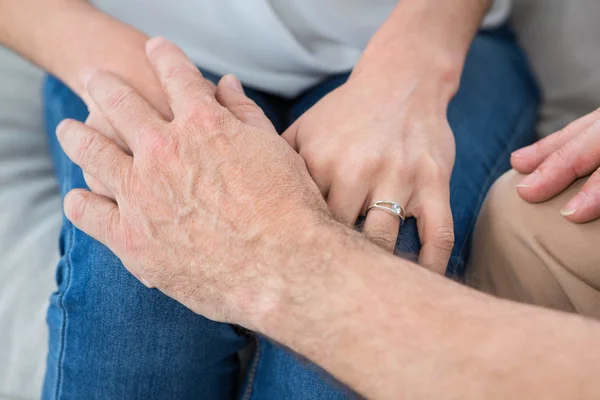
[469,170,600,318]
[43,73,350,399]
[43,75,249,399]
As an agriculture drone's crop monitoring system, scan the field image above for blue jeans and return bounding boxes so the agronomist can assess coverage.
[42,26,538,399]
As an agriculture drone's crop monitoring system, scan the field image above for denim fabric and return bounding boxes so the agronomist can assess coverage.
[42,26,538,399]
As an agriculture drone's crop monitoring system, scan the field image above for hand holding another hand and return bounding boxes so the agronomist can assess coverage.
[283,69,456,272]
[57,38,331,329]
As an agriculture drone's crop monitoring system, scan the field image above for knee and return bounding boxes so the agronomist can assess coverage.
[471,169,531,256]
[469,170,600,318]
[468,170,569,308]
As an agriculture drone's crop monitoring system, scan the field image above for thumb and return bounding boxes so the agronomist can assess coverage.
[215,74,275,133]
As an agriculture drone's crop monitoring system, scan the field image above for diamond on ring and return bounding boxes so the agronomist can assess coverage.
[366,200,406,224]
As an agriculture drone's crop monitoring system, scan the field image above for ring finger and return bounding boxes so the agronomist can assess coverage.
[363,184,411,253]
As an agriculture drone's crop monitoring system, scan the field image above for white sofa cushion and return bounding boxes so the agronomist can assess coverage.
[0,47,61,400]
[512,0,600,136]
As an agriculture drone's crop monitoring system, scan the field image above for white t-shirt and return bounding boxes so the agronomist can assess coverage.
[93,0,512,97]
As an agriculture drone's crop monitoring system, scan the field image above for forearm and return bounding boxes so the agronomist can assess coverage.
[355,0,492,100]
[258,223,600,400]
[0,0,167,113]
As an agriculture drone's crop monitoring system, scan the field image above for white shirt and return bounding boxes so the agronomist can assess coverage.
[93,0,512,97]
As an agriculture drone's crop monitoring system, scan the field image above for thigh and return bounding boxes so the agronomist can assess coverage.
[242,338,356,400]
[447,26,539,275]
[42,72,283,399]
[470,170,600,318]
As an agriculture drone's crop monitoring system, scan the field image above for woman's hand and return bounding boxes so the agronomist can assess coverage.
[512,108,600,223]
[282,72,456,272]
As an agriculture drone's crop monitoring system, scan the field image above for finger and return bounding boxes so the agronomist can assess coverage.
[281,120,299,150]
[511,108,600,173]
[363,190,410,253]
[84,173,114,198]
[84,70,166,153]
[57,119,132,195]
[561,168,600,223]
[145,37,218,115]
[64,189,120,248]
[413,187,454,274]
[327,178,370,226]
[516,120,600,203]
[215,75,276,132]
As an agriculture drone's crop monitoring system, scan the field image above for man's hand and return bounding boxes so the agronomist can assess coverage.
[57,37,329,328]
[512,108,600,223]
[283,75,455,272]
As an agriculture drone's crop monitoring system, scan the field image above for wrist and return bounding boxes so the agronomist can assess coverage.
[252,219,383,343]
[353,0,490,102]
[353,38,462,103]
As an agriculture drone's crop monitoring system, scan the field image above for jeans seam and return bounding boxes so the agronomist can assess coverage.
[53,222,72,400]
[242,335,261,400]
[454,99,538,272]
[48,90,74,400]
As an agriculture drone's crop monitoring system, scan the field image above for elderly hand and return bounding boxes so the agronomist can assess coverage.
[56,37,330,328]
[282,68,455,272]
[512,108,600,223]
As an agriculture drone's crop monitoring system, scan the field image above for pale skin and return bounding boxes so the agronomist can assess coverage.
[60,38,600,400]
[0,0,493,272]
[512,108,600,223]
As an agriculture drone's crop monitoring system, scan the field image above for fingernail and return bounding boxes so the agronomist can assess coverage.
[146,36,167,55]
[81,67,97,90]
[511,145,537,158]
[56,119,69,139]
[561,192,587,216]
[223,74,244,93]
[517,170,540,188]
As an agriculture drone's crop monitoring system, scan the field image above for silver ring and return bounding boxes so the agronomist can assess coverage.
[366,200,406,224]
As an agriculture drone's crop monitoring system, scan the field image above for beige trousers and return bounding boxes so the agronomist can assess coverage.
[468,170,600,319]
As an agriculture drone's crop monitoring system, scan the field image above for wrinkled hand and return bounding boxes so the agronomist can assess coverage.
[57,38,329,326]
[82,110,127,198]
[512,108,600,223]
[282,74,455,272]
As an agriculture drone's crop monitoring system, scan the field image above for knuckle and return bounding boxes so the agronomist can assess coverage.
[145,132,177,159]
[339,161,370,184]
[164,63,195,84]
[106,87,137,112]
[300,145,332,171]
[184,106,231,133]
[416,157,450,183]
[365,229,397,249]
[431,227,455,252]
[78,133,108,168]
[339,149,384,182]
[545,148,579,178]
[231,102,263,121]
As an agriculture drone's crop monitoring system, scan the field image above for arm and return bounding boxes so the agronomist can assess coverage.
[56,38,600,400]
[0,0,168,114]
[259,224,600,400]
[281,0,492,271]
[355,0,492,99]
